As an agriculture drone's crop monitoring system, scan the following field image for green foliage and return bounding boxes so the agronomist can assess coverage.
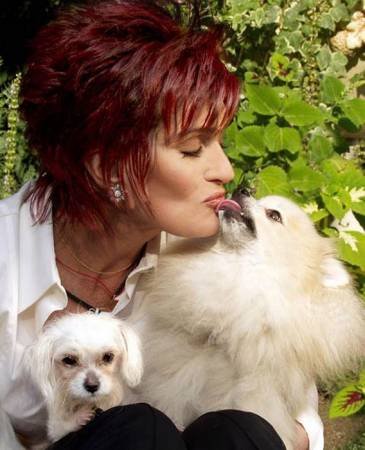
[341,430,365,450]
[329,371,365,418]
[207,0,365,308]
[0,64,38,199]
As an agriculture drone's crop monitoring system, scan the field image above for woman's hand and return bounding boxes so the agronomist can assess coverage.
[294,421,309,450]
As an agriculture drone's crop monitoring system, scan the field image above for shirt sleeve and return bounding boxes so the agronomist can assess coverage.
[296,384,324,450]
[0,408,26,450]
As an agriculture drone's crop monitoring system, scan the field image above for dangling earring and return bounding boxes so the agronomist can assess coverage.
[110,183,126,203]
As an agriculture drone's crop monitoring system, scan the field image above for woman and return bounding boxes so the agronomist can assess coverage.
[0,1,320,449]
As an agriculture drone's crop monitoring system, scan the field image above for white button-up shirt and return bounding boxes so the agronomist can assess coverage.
[0,184,323,450]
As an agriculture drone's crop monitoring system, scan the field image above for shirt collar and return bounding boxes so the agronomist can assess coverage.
[112,232,161,315]
[18,201,60,313]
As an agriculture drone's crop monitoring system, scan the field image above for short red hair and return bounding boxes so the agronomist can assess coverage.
[20,0,240,229]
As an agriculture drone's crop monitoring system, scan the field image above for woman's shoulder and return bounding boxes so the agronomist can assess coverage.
[0,182,49,269]
[0,182,32,218]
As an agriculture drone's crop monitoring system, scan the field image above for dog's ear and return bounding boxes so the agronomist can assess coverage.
[118,322,143,387]
[321,257,350,288]
[24,330,57,401]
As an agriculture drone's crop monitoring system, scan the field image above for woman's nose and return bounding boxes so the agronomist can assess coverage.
[205,143,234,185]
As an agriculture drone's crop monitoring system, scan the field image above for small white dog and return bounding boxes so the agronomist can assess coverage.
[128,192,365,450]
[26,312,143,443]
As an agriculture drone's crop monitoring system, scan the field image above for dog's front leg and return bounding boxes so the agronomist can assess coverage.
[48,405,95,442]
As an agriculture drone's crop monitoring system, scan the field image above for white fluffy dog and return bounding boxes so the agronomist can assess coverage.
[26,312,143,443]
[128,192,365,450]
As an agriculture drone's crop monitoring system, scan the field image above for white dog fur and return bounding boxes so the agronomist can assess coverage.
[26,312,143,443]
[128,194,365,450]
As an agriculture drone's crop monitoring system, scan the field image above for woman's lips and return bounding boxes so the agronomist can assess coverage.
[204,192,225,209]
[204,197,225,209]
[204,195,242,213]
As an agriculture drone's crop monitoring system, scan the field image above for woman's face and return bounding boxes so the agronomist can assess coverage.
[143,124,234,238]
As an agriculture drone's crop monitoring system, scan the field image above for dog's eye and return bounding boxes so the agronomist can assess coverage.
[266,209,282,223]
[102,352,114,364]
[62,356,78,366]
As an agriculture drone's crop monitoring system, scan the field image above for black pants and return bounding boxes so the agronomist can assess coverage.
[50,403,286,450]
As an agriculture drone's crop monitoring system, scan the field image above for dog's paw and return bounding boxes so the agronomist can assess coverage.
[76,406,95,427]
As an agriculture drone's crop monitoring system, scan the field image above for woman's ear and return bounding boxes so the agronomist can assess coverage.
[118,322,143,387]
[85,152,131,202]
[85,152,108,187]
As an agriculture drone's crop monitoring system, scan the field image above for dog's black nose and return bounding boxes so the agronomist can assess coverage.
[84,381,100,393]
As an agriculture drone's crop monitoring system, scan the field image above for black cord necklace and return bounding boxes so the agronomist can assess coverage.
[65,277,127,312]
[65,289,100,312]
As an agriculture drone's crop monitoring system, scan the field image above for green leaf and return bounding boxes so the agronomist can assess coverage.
[255,166,292,198]
[316,46,332,71]
[0,134,6,155]
[329,384,365,418]
[338,188,352,210]
[360,371,365,384]
[310,209,329,222]
[328,52,348,76]
[251,8,265,27]
[273,86,302,103]
[318,13,336,31]
[224,122,245,161]
[283,3,307,30]
[237,109,257,125]
[308,135,333,162]
[267,53,293,82]
[237,126,266,157]
[336,231,365,270]
[264,124,302,153]
[285,31,304,53]
[0,71,8,87]
[340,98,365,127]
[289,165,325,192]
[262,5,281,25]
[320,156,353,184]
[322,193,347,220]
[245,84,282,116]
[227,0,260,14]
[232,166,244,186]
[352,201,365,216]
[281,101,325,126]
[330,4,349,22]
[320,76,345,104]
[322,227,338,238]
[274,31,304,54]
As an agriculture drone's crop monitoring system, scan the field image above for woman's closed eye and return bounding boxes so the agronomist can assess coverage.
[181,146,202,158]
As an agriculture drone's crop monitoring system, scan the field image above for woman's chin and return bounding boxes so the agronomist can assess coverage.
[171,219,220,239]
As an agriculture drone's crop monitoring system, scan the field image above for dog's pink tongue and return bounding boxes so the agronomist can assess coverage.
[215,199,241,213]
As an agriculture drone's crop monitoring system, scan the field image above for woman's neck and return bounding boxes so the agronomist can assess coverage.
[53,216,161,312]
[54,215,160,273]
